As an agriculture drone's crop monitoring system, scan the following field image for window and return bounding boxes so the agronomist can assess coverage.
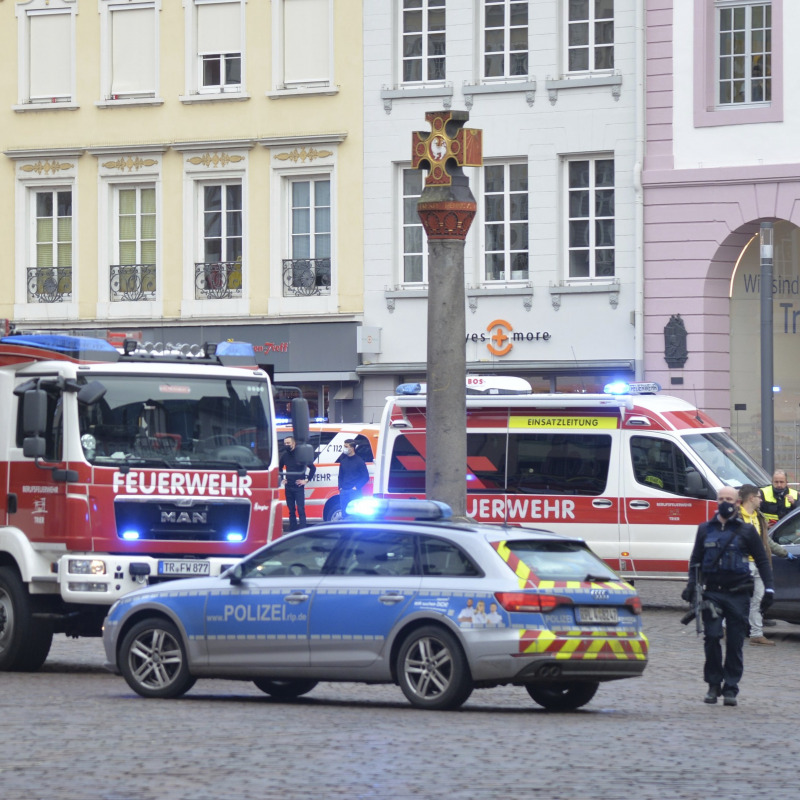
[280,0,332,88]
[387,432,611,497]
[420,536,481,577]
[30,190,73,304]
[283,178,331,296]
[17,2,75,105]
[566,0,614,73]
[717,2,771,105]
[484,162,528,282]
[483,1,528,79]
[190,0,243,94]
[103,3,157,100]
[566,157,614,279]
[334,530,418,577]
[402,0,446,83]
[196,183,242,299]
[630,436,709,498]
[240,531,343,578]
[402,168,427,283]
[111,186,156,302]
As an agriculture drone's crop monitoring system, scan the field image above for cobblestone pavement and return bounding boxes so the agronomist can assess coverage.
[1,582,798,800]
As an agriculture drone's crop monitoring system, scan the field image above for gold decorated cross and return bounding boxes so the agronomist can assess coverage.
[412,110,483,187]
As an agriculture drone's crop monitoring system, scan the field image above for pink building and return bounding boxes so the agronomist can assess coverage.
[644,0,800,473]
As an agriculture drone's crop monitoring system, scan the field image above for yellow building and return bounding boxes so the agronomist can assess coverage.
[0,0,364,421]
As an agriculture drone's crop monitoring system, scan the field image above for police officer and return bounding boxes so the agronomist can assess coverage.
[279,436,316,531]
[759,469,799,524]
[682,485,774,707]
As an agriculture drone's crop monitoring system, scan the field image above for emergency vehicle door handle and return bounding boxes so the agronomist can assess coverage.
[285,592,309,604]
[379,593,405,604]
[592,499,613,508]
[629,500,650,509]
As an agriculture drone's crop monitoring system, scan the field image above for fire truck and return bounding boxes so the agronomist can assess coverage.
[374,376,770,580]
[0,333,309,671]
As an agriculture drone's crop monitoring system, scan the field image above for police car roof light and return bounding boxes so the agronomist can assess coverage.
[345,497,453,521]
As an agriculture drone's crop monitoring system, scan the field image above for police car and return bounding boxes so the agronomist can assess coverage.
[102,500,648,710]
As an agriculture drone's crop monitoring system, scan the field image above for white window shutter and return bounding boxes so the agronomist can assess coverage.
[197,2,241,54]
[284,0,330,85]
[29,13,71,100]
[111,8,156,96]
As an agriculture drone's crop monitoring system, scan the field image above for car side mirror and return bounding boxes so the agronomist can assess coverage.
[228,564,244,585]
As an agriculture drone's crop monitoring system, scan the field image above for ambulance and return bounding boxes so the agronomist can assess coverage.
[278,423,381,521]
[373,377,770,579]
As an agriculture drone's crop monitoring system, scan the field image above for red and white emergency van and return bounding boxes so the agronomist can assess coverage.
[373,377,769,579]
[0,333,309,671]
[277,423,380,521]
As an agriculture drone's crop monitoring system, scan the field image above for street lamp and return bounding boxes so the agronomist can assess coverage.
[760,221,774,473]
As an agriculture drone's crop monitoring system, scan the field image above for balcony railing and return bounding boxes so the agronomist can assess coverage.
[110,264,157,302]
[27,267,72,304]
[194,261,243,300]
[282,258,331,297]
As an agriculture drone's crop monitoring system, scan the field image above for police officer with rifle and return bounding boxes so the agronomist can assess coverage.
[681,486,774,707]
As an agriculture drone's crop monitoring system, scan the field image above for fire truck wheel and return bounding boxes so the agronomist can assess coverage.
[324,497,342,522]
[0,566,54,672]
[526,681,599,711]
[119,617,197,699]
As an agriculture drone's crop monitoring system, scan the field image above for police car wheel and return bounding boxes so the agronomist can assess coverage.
[397,625,473,710]
[119,618,196,699]
[526,681,599,711]
[252,679,318,699]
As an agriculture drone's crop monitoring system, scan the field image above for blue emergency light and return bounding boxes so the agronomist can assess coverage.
[345,497,452,521]
[1,334,120,362]
[604,381,661,396]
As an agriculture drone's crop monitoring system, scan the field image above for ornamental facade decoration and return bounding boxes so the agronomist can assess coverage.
[187,153,245,168]
[101,157,159,172]
[274,147,334,163]
[20,161,74,175]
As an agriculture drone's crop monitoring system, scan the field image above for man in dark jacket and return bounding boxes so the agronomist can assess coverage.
[336,439,370,518]
[682,485,774,706]
[279,436,316,530]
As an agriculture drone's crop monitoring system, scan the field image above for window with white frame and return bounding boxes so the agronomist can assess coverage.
[280,0,332,88]
[17,2,75,105]
[103,3,157,100]
[402,168,427,284]
[484,163,528,282]
[566,0,614,73]
[284,177,331,296]
[30,189,73,303]
[111,186,157,302]
[402,0,446,83]
[196,183,243,299]
[717,1,771,105]
[194,0,243,93]
[484,1,528,79]
[566,157,614,279]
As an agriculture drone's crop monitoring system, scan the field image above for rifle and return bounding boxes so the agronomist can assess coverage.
[680,563,721,635]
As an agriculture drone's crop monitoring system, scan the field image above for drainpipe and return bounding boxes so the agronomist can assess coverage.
[633,0,646,380]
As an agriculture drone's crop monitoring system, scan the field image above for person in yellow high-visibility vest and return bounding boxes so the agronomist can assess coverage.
[759,469,799,525]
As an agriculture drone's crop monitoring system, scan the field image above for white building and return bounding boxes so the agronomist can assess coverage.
[359,1,645,421]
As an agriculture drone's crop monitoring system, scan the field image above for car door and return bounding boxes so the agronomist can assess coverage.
[204,529,343,670]
[769,512,800,616]
[309,527,422,668]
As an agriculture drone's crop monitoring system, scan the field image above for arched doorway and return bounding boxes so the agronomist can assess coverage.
[730,220,800,482]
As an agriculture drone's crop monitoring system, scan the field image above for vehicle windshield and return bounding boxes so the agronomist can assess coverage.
[682,431,769,489]
[77,374,272,469]
[503,541,619,582]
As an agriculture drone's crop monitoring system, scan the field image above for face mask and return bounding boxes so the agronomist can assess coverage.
[717,500,736,519]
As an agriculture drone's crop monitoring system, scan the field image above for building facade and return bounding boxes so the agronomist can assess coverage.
[0,0,364,423]
[359,0,645,422]
[644,0,800,474]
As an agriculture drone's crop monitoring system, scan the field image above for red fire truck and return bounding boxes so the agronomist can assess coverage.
[0,333,309,671]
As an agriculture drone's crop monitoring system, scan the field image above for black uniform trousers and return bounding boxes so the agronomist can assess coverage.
[285,484,307,530]
[702,587,751,697]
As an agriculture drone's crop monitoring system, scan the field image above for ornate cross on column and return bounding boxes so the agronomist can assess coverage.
[411,110,483,240]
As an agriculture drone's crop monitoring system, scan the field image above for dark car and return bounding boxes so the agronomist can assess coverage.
[767,507,800,624]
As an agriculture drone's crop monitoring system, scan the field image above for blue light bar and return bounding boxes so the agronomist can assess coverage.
[345,497,452,521]
[604,381,661,396]
[216,341,258,367]
[1,334,120,362]
[396,382,423,395]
